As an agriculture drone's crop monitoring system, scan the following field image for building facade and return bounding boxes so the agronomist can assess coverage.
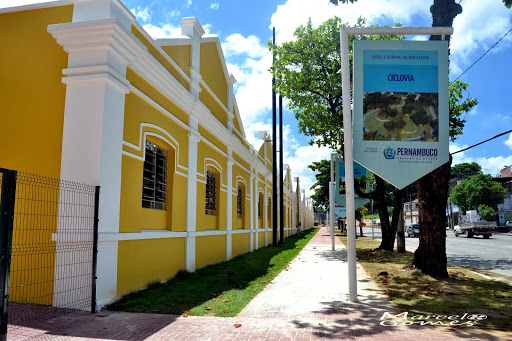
[0,0,314,309]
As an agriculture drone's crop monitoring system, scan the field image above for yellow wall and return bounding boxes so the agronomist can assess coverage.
[117,238,186,295]
[200,42,227,107]
[258,232,266,248]
[0,5,73,307]
[199,84,228,128]
[131,26,190,90]
[232,233,250,258]
[161,44,191,77]
[196,235,226,269]
[0,5,73,176]
[125,68,190,132]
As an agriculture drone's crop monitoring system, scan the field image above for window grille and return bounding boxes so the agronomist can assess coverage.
[267,198,271,219]
[237,186,243,219]
[258,195,262,217]
[205,170,217,215]
[142,141,167,210]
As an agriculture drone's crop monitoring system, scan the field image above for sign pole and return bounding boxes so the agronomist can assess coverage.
[330,153,335,251]
[340,28,357,302]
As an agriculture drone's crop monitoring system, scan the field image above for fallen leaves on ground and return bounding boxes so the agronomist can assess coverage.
[234,324,242,328]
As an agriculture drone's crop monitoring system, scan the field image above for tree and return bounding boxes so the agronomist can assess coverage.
[479,205,497,222]
[450,174,507,212]
[270,17,405,251]
[450,162,482,180]
[308,159,331,209]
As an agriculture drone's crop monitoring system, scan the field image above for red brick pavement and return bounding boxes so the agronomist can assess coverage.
[7,226,511,340]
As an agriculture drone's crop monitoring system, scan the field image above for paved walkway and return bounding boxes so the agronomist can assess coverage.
[7,227,510,340]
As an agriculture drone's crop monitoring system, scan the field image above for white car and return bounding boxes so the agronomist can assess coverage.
[454,225,462,237]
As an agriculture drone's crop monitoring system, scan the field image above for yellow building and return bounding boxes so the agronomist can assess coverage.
[0,0,314,309]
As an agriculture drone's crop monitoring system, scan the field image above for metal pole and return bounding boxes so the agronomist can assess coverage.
[272,27,278,247]
[279,95,284,244]
[0,169,17,341]
[340,28,357,302]
[91,186,100,313]
[330,154,335,251]
[371,182,374,239]
[296,177,300,235]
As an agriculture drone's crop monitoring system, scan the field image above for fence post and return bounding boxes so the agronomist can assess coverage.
[0,169,17,341]
[91,186,100,313]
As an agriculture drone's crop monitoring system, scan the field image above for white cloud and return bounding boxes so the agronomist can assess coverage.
[270,0,430,44]
[505,133,512,150]
[185,0,192,9]
[222,34,268,58]
[210,2,219,10]
[450,0,512,75]
[142,23,181,38]
[131,6,151,23]
[451,142,512,177]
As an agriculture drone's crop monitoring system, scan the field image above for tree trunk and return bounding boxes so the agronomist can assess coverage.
[412,0,462,278]
[412,157,451,277]
[355,175,403,251]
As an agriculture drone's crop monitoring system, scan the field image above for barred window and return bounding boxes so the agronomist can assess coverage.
[258,194,262,217]
[142,141,167,210]
[267,198,271,219]
[237,186,243,219]
[205,170,217,215]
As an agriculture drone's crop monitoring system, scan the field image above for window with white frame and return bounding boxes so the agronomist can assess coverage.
[142,141,168,210]
[205,169,217,215]
[237,185,243,219]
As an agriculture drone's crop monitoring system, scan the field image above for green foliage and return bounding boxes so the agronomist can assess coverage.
[308,159,331,209]
[355,205,368,222]
[449,80,478,141]
[269,17,403,150]
[450,162,482,179]
[450,174,507,212]
[478,205,497,221]
[504,0,512,9]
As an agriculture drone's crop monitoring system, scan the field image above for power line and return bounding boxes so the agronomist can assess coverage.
[454,27,512,81]
[451,129,512,155]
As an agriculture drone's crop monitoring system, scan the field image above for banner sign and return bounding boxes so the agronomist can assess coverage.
[352,40,449,189]
[335,159,370,209]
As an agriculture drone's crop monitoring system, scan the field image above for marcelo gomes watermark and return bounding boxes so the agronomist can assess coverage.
[380,312,488,327]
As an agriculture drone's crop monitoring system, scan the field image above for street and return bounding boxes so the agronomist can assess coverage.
[361,226,512,279]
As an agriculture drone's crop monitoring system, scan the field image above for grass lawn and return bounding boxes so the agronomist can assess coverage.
[108,228,318,317]
[338,234,512,331]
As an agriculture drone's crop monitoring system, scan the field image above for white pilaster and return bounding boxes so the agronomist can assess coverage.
[186,117,200,272]
[182,17,204,99]
[227,74,237,133]
[249,172,255,252]
[264,181,269,246]
[253,170,259,250]
[226,150,234,260]
[48,11,140,309]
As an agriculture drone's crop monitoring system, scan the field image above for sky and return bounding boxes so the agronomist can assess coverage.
[2,0,512,197]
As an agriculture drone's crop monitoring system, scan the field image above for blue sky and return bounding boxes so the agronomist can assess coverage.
[3,0,512,195]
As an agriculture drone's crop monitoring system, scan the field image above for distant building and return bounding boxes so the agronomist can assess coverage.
[403,199,419,225]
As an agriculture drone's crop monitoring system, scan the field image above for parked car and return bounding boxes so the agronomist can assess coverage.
[506,221,512,227]
[406,224,420,237]
[370,220,380,226]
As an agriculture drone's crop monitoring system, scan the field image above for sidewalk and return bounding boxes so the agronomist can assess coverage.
[7,227,507,340]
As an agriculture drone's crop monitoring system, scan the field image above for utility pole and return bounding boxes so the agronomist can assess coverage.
[271,27,278,247]
[295,177,300,236]
[279,95,284,244]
